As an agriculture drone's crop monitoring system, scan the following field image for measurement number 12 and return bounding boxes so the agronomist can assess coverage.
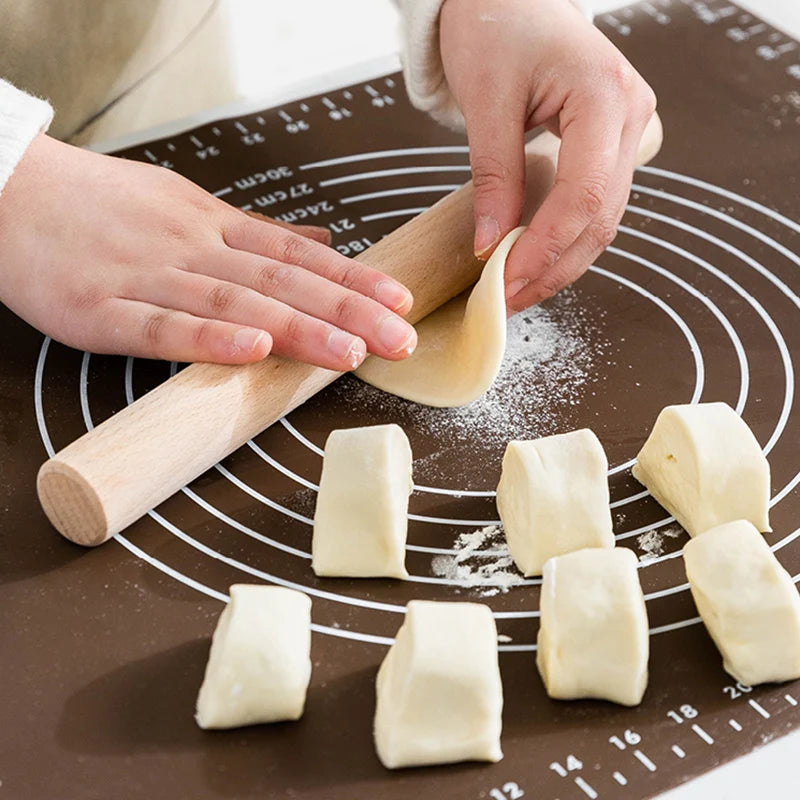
[489,782,525,800]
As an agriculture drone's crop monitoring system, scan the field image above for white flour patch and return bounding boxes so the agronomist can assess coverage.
[328,289,606,478]
[637,524,684,561]
[430,525,524,595]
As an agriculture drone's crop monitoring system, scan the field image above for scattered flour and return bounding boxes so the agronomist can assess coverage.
[430,525,524,596]
[327,289,606,460]
[636,525,684,561]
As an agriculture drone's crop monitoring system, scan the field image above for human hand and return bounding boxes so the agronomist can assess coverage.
[440,0,657,312]
[0,134,417,368]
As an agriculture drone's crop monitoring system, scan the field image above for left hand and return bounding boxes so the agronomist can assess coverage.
[439,0,657,312]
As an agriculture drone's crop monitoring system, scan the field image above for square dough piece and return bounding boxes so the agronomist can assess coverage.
[195,585,312,729]
[496,429,613,576]
[313,424,412,579]
[632,402,770,537]
[684,520,800,686]
[374,600,503,769]
[537,548,649,706]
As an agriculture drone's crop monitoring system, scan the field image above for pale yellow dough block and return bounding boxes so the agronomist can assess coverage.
[684,520,800,686]
[374,600,504,769]
[312,424,412,579]
[195,585,312,729]
[496,429,614,576]
[537,548,649,706]
[355,228,525,407]
[632,402,770,537]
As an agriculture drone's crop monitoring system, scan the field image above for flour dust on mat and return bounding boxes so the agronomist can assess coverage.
[430,525,524,596]
[327,289,608,485]
[636,525,684,561]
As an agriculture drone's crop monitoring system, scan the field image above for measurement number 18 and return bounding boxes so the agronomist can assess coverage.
[335,237,373,256]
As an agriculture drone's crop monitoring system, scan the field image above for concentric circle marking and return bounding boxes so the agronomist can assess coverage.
[33,160,800,649]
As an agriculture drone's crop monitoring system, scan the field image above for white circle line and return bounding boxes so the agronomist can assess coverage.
[629,186,800,307]
[31,338,800,648]
[300,146,470,171]
[320,165,470,188]
[621,210,795,458]
[637,165,800,236]
[340,185,462,205]
[361,207,429,223]
[608,238,749,414]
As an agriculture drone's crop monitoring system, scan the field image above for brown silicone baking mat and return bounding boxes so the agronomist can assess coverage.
[2,0,800,797]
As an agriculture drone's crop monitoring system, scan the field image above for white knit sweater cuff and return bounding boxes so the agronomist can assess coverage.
[0,80,54,196]
[398,0,594,131]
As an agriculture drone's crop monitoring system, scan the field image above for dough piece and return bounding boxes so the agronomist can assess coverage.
[374,600,503,769]
[312,423,412,579]
[632,402,770,537]
[196,585,312,729]
[355,227,525,407]
[496,429,614,576]
[537,548,649,706]
[684,520,800,685]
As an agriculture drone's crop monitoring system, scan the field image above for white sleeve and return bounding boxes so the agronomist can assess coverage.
[0,79,54,196]
[393,0,593,130]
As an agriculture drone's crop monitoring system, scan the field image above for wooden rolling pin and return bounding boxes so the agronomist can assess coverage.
[38,115,663,546]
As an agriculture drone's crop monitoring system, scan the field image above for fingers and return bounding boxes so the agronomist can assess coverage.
[465,98,527,259]
[504,99,623,305]
[96,298,273,365]
[178,251,417,362]
[223,213,414,316]
[506,100,655,312]
[243,209,332,246]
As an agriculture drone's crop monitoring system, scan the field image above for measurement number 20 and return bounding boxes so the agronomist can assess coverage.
[489,782,525,800]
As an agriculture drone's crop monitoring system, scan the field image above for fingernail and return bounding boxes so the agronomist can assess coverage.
[474,215,501,258]
[505,277,530,302]
[378,315,417,355]
[327,329,366,368]
[374,280,413,312]
[234,328,266,353]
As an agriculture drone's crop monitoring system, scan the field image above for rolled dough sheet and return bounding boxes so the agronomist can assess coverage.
[355,227,525,407]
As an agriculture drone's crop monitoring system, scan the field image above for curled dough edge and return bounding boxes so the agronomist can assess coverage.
[355,226,525,407]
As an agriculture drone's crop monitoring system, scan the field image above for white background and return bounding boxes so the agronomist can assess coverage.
[226,0,800,99]
[221,2,800,798]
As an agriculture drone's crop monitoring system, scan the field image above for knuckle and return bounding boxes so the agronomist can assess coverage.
[587,218,618,250]
[333,261,363,290]
[255,263,295,297]
[192,318,216,349]
[537,273,567,302]
[283,312,306,347]
[275,234,312,267]
[330,292,362,326]
[471,154,510,194]
[577,174,609,218]
[142,311,170,353]
[205,282,239,316]
[608,59,637,95]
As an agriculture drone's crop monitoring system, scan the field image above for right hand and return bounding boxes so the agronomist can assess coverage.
[0,134,417,369]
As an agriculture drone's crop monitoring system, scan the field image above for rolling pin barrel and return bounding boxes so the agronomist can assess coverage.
[37,116,663,546]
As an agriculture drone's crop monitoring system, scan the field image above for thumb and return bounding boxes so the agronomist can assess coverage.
[466,105,526,259]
